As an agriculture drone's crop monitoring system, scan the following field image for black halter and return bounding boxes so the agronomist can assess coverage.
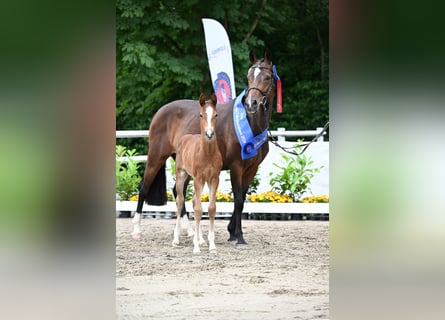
[243,65,275,112]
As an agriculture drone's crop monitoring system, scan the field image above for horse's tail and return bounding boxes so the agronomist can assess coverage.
[145,164,167,205]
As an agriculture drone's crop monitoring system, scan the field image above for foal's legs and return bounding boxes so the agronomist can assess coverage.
[192,178,205,254]
[179,176,194,236]
[207,176,219,251]
[173,170,188,246]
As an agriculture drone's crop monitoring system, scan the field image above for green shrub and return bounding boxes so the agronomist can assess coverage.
[116,145,141,200]
[269,145,323,202]
[168,157,194,201]
[247,169,261,195]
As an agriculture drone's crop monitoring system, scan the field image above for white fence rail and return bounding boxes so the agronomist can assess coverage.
[116,127,326,141]
[116,128,327,163]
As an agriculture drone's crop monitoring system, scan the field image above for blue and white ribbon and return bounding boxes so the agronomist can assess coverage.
[233,89,268,160]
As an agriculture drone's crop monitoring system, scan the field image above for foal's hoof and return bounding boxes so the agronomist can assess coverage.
[182,226,195,237]
[172,240,180,247]
[187,230,195,237]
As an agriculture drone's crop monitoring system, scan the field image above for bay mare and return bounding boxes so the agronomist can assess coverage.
[133,50,276,246]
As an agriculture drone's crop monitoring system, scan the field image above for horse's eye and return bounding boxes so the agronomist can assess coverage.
[215,114,218,118]
[265,75,271,81]
[200,113,203,118]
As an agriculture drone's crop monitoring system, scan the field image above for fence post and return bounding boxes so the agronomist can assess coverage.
[277,127,286,141]
[316,127,324,142]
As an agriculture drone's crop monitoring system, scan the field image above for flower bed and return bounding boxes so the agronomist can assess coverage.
[117,192,329,220]
[129,192,329,204]
[248,190,293,203]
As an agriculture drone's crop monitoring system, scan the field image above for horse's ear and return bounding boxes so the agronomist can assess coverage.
[211,93,217,105]
[199,93,206,106]
[249,50,257,64]
[264,48,272,64]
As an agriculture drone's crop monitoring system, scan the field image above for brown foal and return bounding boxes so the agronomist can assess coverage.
[172,93,222,253]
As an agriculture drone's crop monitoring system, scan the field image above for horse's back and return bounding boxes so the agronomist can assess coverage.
[148,100,201,153]
[150,99,199,131]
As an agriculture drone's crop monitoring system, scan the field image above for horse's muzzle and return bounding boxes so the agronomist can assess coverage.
[245,98,258,114]
[205,131,214,140]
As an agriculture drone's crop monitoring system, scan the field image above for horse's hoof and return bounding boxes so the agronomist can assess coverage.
[187,231,195,237]
[193,249,201,254]
[172,241,180,247]
[235,243,248,249]
[131,232,141,240]
[235,237,248,248]
[227,235,237,243]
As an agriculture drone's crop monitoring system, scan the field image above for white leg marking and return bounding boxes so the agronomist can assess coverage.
[172,215,181,246]
[193,219,201,254]
[208,229,216,251]
[199,226,206,245]
[208,210,216,251]
[180,215,195,236]
[131,213,142,238]
[208,182,218,251]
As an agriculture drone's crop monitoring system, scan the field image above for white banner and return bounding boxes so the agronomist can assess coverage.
[202,18,236,104]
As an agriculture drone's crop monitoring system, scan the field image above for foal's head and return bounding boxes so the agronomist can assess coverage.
[244,49,275,115]
[198,93,218,141]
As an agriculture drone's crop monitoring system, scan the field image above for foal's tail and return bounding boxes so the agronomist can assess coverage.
[142,164,167,205]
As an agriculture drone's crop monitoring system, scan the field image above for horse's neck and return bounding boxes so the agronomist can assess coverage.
[199,135,219,156]
[247,109,271,135]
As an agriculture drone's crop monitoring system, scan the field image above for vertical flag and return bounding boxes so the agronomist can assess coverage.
[202,18,236,104]
[273,65,282,113]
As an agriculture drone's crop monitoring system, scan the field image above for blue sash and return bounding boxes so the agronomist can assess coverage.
[233,89,268,160]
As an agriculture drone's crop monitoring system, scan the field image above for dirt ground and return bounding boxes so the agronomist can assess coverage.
[116,217,329,319]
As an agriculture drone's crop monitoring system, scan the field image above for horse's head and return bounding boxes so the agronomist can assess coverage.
[198,93,218,141]
[244,49,275,116]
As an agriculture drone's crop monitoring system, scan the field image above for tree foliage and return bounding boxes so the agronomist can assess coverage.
[117,0,329,151]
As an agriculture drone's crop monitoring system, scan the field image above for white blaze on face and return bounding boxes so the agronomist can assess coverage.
[253,66,261,81]
[205,106,214,137]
